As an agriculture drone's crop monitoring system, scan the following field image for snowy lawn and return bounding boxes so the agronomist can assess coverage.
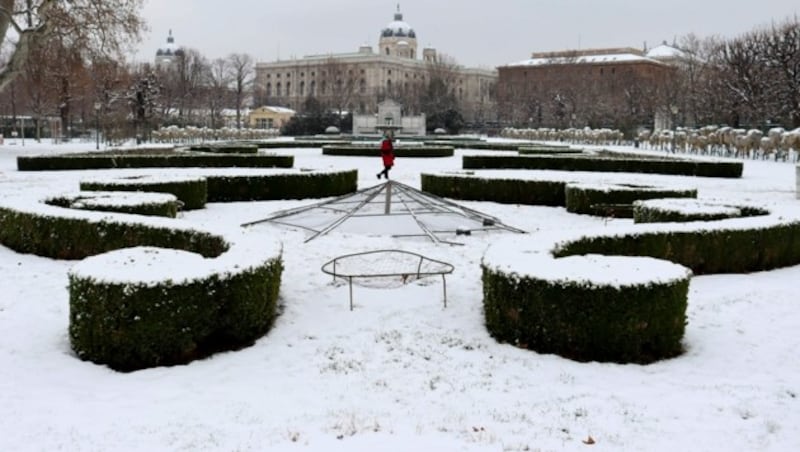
[1,140,799,451]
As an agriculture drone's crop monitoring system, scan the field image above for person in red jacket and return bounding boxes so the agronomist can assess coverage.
[376,132,395,179]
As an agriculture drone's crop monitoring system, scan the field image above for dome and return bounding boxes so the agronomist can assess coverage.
[156,30,179,57]
[380,10,416,39]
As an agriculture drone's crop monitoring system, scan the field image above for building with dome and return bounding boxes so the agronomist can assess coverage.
[253,7,497,130]
[155,30,185,70]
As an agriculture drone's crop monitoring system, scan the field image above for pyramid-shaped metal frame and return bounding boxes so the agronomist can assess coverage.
[242,180,525,244]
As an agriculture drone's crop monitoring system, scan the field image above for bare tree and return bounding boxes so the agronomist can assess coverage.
[204,57,231,129]
[0,0,145,93]
[227,53,253,128]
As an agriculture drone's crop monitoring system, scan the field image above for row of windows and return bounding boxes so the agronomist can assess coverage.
[264,69,441,82]
[265,79,469,98]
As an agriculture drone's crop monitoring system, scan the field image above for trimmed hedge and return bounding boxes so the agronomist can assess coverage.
[17,153,294,171]
[565,183,697,217]
[421,173,566,206]
[633,199,767,223]
[554,219,800,275]
[483,256,689,363]
[46,192,179,218]
[257,140,343,149]
[463,155,743,178]
[80,177,208,210]
[322,144,454,158]
[206,170,358,202]
[69,247,282,371]
[188,144,259,154]
[0,204,225,260]
[518,147,584,155]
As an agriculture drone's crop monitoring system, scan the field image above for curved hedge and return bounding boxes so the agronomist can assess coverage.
[188,144,259,154]
[80,176,208,210]
[463,155,743,178]
[633,199,767,223]
[421,173,566,206]
[322,145,454,158]
[46,192,180,218]
[17,153,293,171]
[484,203,800,363]
[483,253,690,363]
[0,197,282,371]
[564,183,697,217]
[206,170,358,202]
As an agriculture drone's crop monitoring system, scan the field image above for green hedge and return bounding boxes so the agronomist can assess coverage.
[257,140,342,149]
[565,184,697,217]
[632,199,767,223]
[0,205,225,260]
[206,170,358,202]
[463,155,743,178]
[322,145,454,158]
[69,250,282,371]
[518,147,584,155]
[188,144,259,154]
[483,259,689,363]
[17,153,294,171]
[80,178,208,210]
[46,192,179,218]
[421,173,566,206]
[554,220,800,275]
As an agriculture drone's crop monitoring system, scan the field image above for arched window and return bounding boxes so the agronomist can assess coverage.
[385,47,390,55]
[321,81,327,94]
[286,82,291,95]
[300,81,305,96]
[310,80,316,96]
[360,79,366,94]
[411,49,415,59]
[266,83,272,97]
[276,82,282,96]
[387,79,392,91]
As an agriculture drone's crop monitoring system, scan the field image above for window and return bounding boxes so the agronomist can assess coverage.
[286,82,291,95]
[310,80,316,96]
[286,72,290,77]
[360,79,366,94]
[311,71,315,77]
[385,47,390,55]
[300,72,304,77]
[266,83,272,96]
[300,81,305,96]
[388,69,392,75]
[276,82,282,96]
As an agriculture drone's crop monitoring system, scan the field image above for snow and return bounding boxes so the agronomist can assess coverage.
[508,53,660,67]
[2,140,800,451]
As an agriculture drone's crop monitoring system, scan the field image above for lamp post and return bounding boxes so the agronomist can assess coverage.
[670,105,679,153]
[94,102,101,150]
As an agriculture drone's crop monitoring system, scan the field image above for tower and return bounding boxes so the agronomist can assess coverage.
[378,5,418,59]
[155,30,185,70]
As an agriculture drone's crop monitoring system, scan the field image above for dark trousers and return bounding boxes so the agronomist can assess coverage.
[377,165,392,179]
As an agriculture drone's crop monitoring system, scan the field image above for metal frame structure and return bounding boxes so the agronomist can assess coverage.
[242,180,526,244]
[320,249,454,310]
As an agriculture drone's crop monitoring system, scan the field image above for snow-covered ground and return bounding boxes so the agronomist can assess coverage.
[1,140,799,451]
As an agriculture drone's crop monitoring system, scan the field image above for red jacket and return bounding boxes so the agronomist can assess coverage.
[380,138,395,166]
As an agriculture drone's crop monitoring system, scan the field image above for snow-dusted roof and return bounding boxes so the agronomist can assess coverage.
[256,106,295,114]
[508,52,662,67]
[646,44,686,60]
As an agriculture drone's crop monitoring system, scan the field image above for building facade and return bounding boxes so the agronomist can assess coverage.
[497,47,676,132]
[253,8,497,126]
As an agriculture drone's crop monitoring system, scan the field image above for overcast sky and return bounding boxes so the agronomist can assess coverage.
[134,0,799,68]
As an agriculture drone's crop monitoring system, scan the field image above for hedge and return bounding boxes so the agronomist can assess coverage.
[80,177,208,210]
[0,197,282,371]
[483,254,690,363]
[322,145,454,158]
[46,192,180,218]
[421,173,566,206]
[206,170,358,202]
[463,155,743,178]
[633,199,767,223]
[564,183,697,217]
[518,147,584,155]
[188,144,259,154]
[17,153,294,171]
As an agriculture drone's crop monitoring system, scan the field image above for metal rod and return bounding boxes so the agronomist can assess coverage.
[442,274,447,308]
[349,276,353,311]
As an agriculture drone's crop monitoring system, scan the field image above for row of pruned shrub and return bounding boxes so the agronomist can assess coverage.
[463,154,743,178]
[80,176,208,210]
[17,153,293,171]
[79,170,358,207]
[0,197,283,371]
[633,198,768,223]
[483,201,800,363]
[422,173,697,217]
[46,191,180,218]
[322,145,454,158]
[188,144,259,154]
[565,183,697,218]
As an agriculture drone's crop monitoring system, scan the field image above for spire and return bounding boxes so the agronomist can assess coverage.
[167,29,174,44]
[394,3,402,20]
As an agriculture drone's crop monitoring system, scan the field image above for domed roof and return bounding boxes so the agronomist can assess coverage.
[381,9,416,39]
[156,30,179,57]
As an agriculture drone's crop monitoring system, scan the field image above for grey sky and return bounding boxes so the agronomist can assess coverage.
[134,0,799,68]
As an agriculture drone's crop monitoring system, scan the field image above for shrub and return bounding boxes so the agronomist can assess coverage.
[18,153,293,171]
[80,176,208,210]
[564,183,697,217]
[46,192,180,218]
[206,170,358,202]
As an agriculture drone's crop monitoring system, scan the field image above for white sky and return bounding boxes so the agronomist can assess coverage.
[136,0,799,68]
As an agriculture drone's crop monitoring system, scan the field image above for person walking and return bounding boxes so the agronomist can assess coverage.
[377,132,395,179]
